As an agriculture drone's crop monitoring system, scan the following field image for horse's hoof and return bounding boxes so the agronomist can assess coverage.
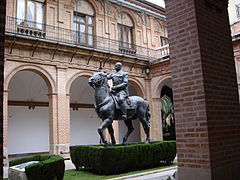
[122,141,128,146]
[104,141,113,146]
[145,140,150,144]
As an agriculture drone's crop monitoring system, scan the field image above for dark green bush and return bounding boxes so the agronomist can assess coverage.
[70,141,176,175]
[9,154,65,180]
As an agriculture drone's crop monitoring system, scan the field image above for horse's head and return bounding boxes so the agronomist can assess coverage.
[88,71,108,88]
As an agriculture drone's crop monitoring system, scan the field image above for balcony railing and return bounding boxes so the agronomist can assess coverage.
[157,45,170,59]
[5,16,169,61]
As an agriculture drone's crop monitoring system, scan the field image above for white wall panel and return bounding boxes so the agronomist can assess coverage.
[70,108,100,145]
[8,106,49,154]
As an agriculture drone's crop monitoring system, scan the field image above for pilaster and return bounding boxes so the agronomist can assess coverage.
[3,90,8,166]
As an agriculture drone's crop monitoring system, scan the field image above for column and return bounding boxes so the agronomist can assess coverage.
[145,77,162,141]
[165,0,240,179]
[49,66,70,157]
[56,66,70,156]
[151,98,163,141]
[3,90,8,166]
[0,1,6,179]
[48,93,58,154]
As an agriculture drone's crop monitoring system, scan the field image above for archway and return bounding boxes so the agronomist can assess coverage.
[8,70,50,155]
[160,85,175,140]
[69,76,100,145]
[161,85,173,101]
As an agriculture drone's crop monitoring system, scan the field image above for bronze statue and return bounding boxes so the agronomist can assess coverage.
[88,62,150,146]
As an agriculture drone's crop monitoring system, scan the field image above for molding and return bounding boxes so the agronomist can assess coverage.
[8,101,94,109]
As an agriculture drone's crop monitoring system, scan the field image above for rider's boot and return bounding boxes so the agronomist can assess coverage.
[120,103,127,120]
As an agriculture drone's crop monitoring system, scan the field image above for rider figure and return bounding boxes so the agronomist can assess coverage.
[107,62,128,120]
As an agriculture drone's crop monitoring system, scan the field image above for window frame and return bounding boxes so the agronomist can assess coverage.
[160,36,168,47]
[73,11,95,46]
[16,0,45,29]
[118,24,134,49]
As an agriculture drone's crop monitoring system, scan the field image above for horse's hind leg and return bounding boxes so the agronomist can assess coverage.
[122,119,134,145]
[98,118,113,146]
[139,117,150,144]
[107,124,116,145]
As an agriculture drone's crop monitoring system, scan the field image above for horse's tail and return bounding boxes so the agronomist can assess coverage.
[146,103,151,127]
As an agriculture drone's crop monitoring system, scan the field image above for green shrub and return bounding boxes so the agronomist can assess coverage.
[9,154,65,180]
[70,141,176,175]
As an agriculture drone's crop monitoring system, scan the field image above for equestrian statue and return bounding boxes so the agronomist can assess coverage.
[88,62,151,146]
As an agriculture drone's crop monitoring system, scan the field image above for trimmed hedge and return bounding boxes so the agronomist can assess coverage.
[70,141,176,175]
[9,154,65,180]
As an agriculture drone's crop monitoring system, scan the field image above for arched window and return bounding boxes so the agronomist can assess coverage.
[17,0,45,29]
[74,0,94,46]
[117,12,134,49]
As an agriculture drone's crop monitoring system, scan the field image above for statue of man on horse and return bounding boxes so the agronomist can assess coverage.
[88,62,151,146]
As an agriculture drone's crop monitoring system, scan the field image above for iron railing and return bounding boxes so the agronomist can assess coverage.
[5,16,169,61]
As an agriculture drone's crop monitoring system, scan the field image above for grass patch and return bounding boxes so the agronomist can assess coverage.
[64,163,177,180]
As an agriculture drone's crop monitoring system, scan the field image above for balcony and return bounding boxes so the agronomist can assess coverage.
[5,16,169,62]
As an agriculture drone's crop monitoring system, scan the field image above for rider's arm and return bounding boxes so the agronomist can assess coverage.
[106,73,112,79]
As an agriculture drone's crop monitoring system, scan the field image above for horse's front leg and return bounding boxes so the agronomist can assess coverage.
[98,118,113,146]
[122,119,134,145]
[107,124,116,145]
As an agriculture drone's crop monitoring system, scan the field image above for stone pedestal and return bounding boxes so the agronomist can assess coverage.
[8,161,39,180]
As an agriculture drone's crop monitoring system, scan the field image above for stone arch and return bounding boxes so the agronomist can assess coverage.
[72,0,98,15]
[153,75,172,99]
[115,10,137,28]
[6,66,53,155]
[66,71,94,94]
[5,64,56,94]
[128,78,145,98]
[68,71,98,146]
[154,20,162,33]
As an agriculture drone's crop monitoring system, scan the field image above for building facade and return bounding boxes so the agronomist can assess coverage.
[4,0,171,162]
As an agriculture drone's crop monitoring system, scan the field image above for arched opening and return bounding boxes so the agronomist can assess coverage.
[161,85,173,101]
[118,82,141,143]
[8,70,50,155]
[70,76,100,145]
[160,85,175,140]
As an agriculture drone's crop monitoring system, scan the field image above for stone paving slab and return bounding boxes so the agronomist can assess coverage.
[108,166,177,180]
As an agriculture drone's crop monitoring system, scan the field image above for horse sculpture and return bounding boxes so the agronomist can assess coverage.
[88,71,151,146]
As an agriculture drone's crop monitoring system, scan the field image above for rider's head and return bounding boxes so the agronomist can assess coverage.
[115,62,122,72]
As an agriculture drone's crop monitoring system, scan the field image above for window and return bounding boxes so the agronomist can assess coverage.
[74,12,94,46]
[160,37,168,47]
[118,24,133,49]
[117,12,134,50]
[17,0,44,29]
[74,0,95,46]
[236,4,240,16]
